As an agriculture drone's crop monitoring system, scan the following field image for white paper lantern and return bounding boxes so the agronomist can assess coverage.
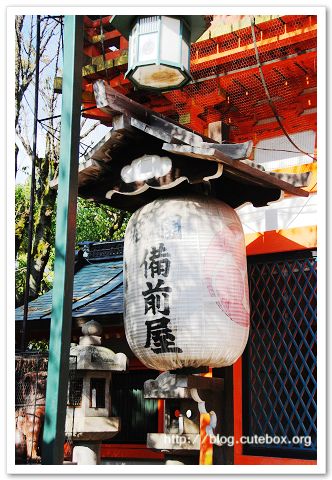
[124,195,250,371]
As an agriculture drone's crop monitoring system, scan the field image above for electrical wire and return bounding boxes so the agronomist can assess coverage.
[38,105,98,123]
[253,146,315,156]
[41,15,64,25]
[249,15,318,233]
[79,143,94,158]
[284,182,317,229]
[71,278,122,313]
[38,120,92,151]
[21,91,59,143]
[60,16,64,59]
[238,180,317,235]
[21,92,94,154]
[250,15,316,162]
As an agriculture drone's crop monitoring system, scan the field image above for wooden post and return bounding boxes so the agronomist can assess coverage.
[210,366,234,465]
[41,15,83,464]
[219,365,234,465]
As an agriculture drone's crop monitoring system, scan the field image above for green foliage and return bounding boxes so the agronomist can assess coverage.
[26,339,49,352]
[75,198,130,243]
[15,254,27,306]
[15,183,130,303]
[15,182,31,252]
[15,182,30,205]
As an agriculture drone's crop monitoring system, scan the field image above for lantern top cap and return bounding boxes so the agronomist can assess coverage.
[110,15,210,43]
[82,319,103,337]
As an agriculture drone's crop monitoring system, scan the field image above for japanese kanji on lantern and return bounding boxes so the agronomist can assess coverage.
[123,195,250,371]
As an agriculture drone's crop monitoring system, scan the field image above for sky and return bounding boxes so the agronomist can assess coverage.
[16,15,109,185]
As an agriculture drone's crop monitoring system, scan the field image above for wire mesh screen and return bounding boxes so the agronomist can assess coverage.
[159,15,317,144]
[243,250,317,459]
[83,14,317,156]
[15,352,48,408]
[15,353,78,464]
[68,355,82,407]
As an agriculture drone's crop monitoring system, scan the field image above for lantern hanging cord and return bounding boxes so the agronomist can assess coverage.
[250,16,316,162]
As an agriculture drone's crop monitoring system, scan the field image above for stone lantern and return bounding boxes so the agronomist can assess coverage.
[144,371,224,465]
[65,320,128,465]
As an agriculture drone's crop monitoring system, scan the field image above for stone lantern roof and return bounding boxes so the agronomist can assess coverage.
[70,320,127,371]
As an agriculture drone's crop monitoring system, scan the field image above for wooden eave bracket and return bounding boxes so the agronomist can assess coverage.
[161,143,310,197]
[92,80,310,195]
[52,80,310,204]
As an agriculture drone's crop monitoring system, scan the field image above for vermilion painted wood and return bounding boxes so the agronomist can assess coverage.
[101,444,164,459]
[235,455,317,465]
[245,227,317,256]
[157,399,164,434]
[83,14,317,464]
[128,357,148,369]
[80,15,317,136]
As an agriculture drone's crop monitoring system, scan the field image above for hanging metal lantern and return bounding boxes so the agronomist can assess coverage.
[110,15,209,91]
[124,195,250,371]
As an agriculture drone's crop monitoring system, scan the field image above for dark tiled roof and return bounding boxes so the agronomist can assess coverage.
[15,260,124,321]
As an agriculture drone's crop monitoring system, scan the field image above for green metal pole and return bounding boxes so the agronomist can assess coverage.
[41,15,83,465]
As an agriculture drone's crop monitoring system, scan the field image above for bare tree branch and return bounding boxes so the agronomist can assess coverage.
[17,129,33,160]
[80,120,101,139]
